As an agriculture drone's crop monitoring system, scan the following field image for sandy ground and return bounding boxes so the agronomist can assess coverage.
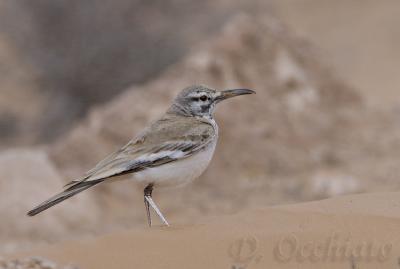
[8,192,400,269]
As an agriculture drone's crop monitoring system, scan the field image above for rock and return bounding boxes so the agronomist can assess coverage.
[0,256,79,269]
[0,149,101,253]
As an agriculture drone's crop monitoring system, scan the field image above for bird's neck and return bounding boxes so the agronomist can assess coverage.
[167,103,214,120]
[167,103,193,117]
[166,106,218,136]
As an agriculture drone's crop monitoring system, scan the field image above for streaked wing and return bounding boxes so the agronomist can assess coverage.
[84,140,201,181]
[65,115,214,187]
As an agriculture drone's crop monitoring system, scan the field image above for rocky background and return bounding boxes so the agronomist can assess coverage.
[1,0,400,258]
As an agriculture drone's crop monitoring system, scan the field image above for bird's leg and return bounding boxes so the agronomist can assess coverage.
[145,195,169,226]
[143,183,169,227]
[144,184,153,227]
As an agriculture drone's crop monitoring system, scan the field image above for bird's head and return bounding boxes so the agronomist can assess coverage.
[169,85,255,118]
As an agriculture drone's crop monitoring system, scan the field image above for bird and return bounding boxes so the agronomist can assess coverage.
[27,85,255,226]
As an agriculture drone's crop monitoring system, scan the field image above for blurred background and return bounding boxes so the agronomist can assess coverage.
[1,0,400,255]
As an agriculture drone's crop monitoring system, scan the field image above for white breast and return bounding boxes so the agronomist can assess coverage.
[134,118,218,188]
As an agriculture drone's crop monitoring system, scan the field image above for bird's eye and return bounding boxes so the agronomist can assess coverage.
[200,95,207,101]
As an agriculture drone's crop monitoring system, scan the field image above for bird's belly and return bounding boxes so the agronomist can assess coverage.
[134,141,216,188]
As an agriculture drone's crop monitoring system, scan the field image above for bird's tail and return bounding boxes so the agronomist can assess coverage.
[27,180,102,216]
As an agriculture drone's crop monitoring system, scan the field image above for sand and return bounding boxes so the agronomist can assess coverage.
[8,191,400,269]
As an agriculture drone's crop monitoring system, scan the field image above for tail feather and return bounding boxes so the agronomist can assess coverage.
[27,180,102,216]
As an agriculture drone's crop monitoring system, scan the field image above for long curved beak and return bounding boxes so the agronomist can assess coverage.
[215,88,256,102]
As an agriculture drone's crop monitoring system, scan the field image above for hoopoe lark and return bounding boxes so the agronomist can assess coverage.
[28,85,255,226]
